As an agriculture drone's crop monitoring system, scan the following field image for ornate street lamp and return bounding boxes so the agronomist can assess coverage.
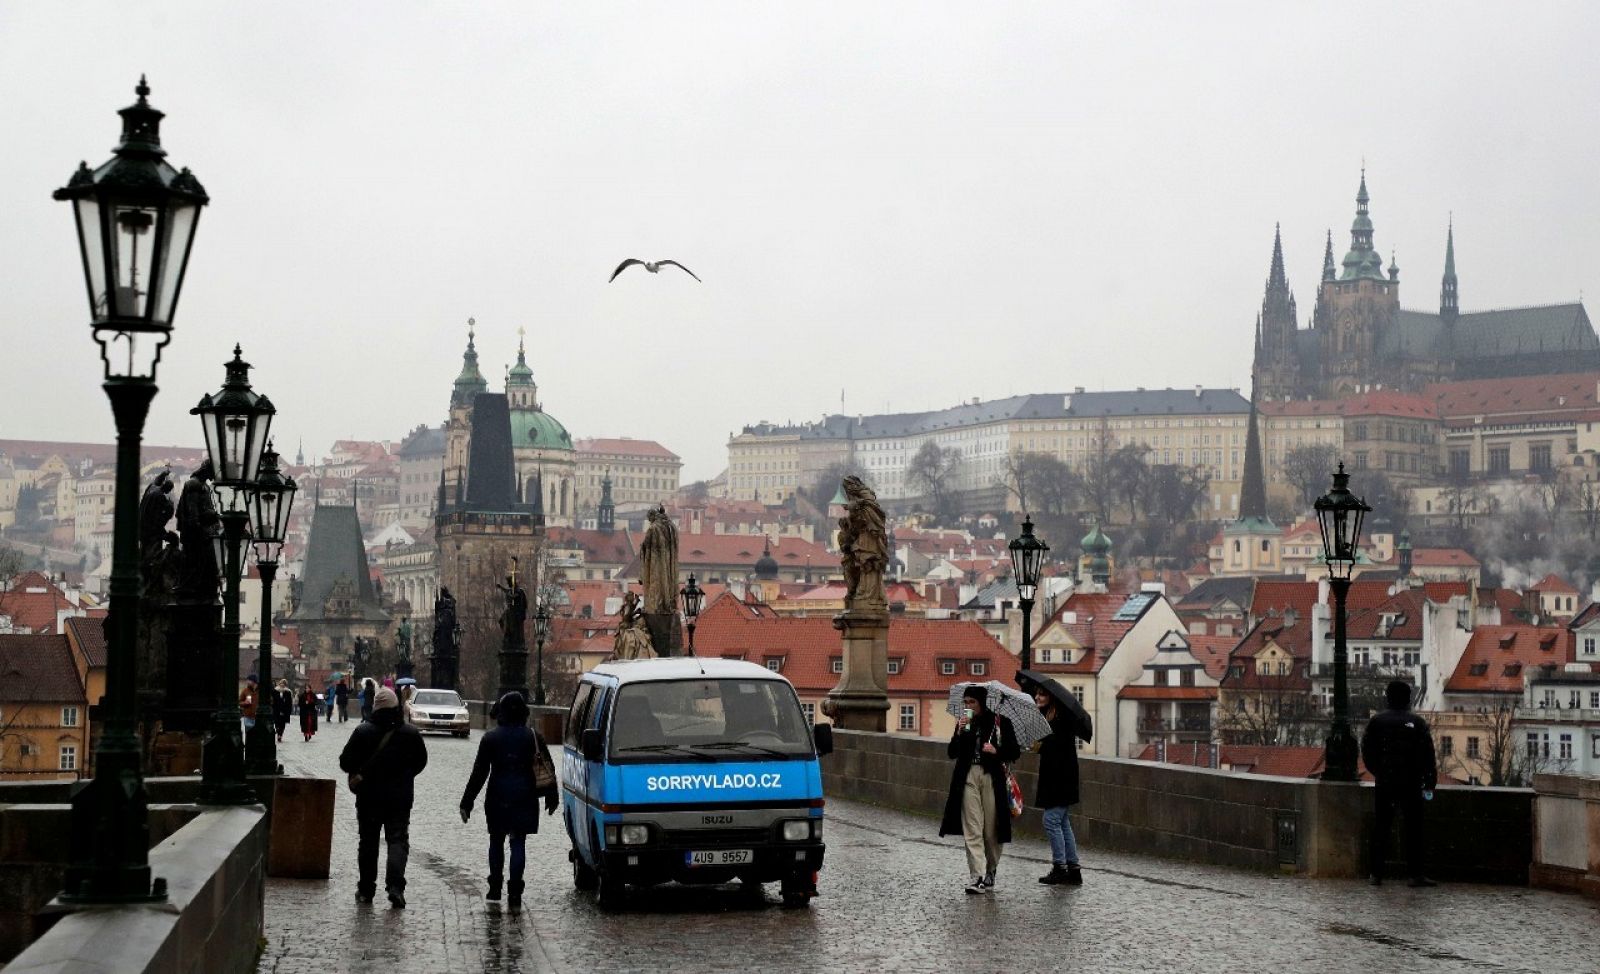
[1008,515,1049,671]
[680,574,705,657]
[193,347,275,805]
[1314,462,1371,783]
[245,443,296,776]
[533,603,551,706]
[56,77,208,905]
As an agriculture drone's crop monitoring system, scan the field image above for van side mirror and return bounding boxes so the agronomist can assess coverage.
[581,727,604,762]
[813,723,834,756]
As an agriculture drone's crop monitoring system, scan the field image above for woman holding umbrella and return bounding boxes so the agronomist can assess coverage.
[298,684,319,742]
[940,684,1021,894]
[1030,678,1084,886]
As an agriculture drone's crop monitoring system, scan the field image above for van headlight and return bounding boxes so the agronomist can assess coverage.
[781,820,812,842]
[620,824,650,846]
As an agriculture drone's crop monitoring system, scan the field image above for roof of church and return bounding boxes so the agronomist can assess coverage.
[464,393,521,511]
[291,504,388,622]
[510,408,573,451]
[397,425,446,459]
[1388,304,1596,362]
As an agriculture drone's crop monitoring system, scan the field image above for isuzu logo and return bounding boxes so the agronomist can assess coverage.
[702,814,735,825]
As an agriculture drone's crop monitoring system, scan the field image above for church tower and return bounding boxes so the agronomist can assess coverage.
[1440,218,1459,327]
[597,469,615,533]
[445,318,488,498]
[1315,171,1399,396]
[1251,224,1300,401]
[1218,394,1279,576]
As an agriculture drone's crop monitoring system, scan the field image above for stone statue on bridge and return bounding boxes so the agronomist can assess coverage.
[612,591,655,660]
[639,506,679,616]
[838,475,887,613]
[174,459,222,602]
[433,587,457,653]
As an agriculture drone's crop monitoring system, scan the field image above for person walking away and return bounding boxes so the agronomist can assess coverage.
[339,686,428,908]
[335,679,350,722]
[1361,680,1438,887]
[239,675,259,735]
[299,684,320,742]
[459,692,558,910]
[1032,686,1083,886]
[940,684,1020,894]
[400,684,416,724]
[271,679,294,743]
[360,679,377,722]
[325,680,337,721]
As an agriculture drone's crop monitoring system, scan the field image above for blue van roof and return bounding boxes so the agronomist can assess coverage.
[587,658,787,686]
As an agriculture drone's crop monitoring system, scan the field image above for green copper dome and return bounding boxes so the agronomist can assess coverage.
[507,334,534,385]
[451,320,488,406]
[511,408,572,451]
[1081,522,1112,554]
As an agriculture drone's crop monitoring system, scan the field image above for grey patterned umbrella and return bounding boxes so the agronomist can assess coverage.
[945,680,1054,749]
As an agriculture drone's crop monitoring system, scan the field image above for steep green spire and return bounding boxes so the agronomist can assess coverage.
[1321,229,1336,282]
[1340,168,1385,281]
[507,325,534,386]
[451,317,488,407]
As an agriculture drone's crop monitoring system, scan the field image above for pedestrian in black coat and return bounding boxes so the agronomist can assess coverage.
[270,680,294,743]
[298,685,319,742]
[335,680,350,722]
[939,685,1020,894]
[1032,689,1083,886]
[460,692,557,909]
[339,687,429,908]
[1361,680,1438,887]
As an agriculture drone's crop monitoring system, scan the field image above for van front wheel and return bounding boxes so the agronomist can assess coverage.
[572,854,598,891]
[596,871,625,911]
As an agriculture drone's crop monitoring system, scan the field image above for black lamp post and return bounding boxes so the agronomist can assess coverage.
[533,603,551,706]
[1314,462,1371,783]
[680,574,705,657]
[193,346,275,805]
[57,77,207,904]
[245,443,296,776]
[1008,515,1049,671]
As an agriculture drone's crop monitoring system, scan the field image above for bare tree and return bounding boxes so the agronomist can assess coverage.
[1441,703,1554,787]
[1078,417,1118,524]
[906,442,962,520]
[1218,669,1321,747]
[0,543,22,591]
[1107,443,1152,522]
[1281,444,1341,509]
[1000,450,1077,517]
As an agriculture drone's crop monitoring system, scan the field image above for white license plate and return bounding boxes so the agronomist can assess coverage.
[686,849,752,867]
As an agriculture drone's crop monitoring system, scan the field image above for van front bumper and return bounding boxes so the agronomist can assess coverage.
[601,841,825,886]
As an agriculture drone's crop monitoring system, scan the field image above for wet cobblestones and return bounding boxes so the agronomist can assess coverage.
[262,719,1596,973]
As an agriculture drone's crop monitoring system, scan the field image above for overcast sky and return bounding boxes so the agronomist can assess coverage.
[2,3,1597,481]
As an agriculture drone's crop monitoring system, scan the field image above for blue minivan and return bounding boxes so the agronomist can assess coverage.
[560,658,833,910]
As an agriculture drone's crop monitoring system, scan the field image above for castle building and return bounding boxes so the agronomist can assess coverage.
[1253,173,1598,401]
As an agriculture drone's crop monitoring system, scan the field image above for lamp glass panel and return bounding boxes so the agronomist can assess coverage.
[149,200,197,326]
[74,197,108,318]
[109,205,159,319]
[252,489,281,543]
[243,413,272,484]
[221,415,248,482]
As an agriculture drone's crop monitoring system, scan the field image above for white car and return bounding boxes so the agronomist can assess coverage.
[406,688,471,737]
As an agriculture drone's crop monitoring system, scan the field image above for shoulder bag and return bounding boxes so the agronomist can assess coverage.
[531,731,557,792]
[993,722,1024,819]
[347,729,396,794]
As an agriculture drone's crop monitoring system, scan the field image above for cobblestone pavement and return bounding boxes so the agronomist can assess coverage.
[262,718,1596,974]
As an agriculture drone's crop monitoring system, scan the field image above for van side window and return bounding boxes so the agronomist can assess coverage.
[591,687,612,740]
[566,683,595,748]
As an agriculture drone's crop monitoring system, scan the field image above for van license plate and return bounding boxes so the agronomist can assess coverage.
[686,849,752,866]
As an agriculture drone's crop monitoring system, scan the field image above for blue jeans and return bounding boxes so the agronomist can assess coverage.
[1042,806,1079,866]
[489,832,527,883]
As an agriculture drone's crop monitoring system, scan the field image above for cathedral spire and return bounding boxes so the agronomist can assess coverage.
[1237,393,1269,522]
[1440,217,1459,323]
[1341,169,1384,280]
[1268,222,1287,290]
[1322,229,1336,282]
[598,468,615,534]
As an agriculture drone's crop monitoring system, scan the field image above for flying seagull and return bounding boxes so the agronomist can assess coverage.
[609,258,701,283]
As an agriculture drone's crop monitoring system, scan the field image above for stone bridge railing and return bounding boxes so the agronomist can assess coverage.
[1530,773,1600,898]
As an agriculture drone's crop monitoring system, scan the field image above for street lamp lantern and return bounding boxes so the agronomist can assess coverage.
[1008,515,1049,670]
[533,603,551,706]
[680,574,704,657]
[1314,462,1371,783]
[210,526,253,585]
[1314,462,1370,582]
[192,345,275,510]
[246,443,296,776]
[54,76,208,381]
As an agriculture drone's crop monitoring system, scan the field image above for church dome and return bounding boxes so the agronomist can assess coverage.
[753,539,779,580]
[1080,522,1112,555]
[511,408,573,451]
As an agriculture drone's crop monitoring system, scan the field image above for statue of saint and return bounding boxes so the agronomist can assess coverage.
[174,459,222,600]
[137,469,180,600]
[396,616,412,661]
[612,591,655,660]
[838,475,888,611]
[433,587,457,655]
[496,563,528,649]
[639,505,680,615]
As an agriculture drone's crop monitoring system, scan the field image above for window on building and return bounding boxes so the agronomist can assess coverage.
[59,744,77,771]
[1071,685,1085,704]
[1526,733,1540,758]
[830,658,844,674]
[1354,452,1367,469]
[1466,737,1480,758]
[1153,669,1169,686]
[1559,734,1573,761]
[1440,736,1454,756]
[940,660,956,676]
[61,706,79,728]
[1352,422,1367,440]
[969,661,986,676]
[1180,669,1195,688]
[1583,636,1597,656]
[801,702,816,724]
[899,705,916,732]
[1450,450,1470,475]
[1592,734,1600,759]
[1037,647,1052,663]
[887,659,902,675]
[764,657,783,672]
[1488,447,1510,473]
[1530,443,1552,471]
[1590,690,1600,710]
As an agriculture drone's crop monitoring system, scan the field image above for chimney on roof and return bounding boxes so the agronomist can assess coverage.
[1074,386,1085,395]
[1284,607,1297,627]
[1195,385,1203,398]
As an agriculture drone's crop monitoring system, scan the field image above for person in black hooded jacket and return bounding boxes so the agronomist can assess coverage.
[339,686,428,908]
[460,692,557,909]
[1032,685,1083,886]
[1361,680,1437,887]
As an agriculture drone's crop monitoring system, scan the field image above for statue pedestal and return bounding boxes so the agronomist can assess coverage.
[823,609,890,732]
[429,652,458,692]
[163,601,221,733]
[644,611,684,657]
[497,639,528,702]
[394,658,415,681]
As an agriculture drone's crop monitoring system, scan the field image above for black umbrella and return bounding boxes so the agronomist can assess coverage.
[1016,669,1093,743]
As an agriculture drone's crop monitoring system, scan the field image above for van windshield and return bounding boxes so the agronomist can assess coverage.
[610,679,813,758]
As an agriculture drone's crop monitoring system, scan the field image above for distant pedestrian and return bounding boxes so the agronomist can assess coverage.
[299,685,319,742]
[400,684,416,724]
[239,675,259,734]
[940,684,1020,894]
[1361,681,1438,887]
[335,680,350,722]
[360,679,377,721]
[1031,685,1083,886]
[459,692,557,910]
[325,681,336,721]
[271,679,294,743]
[339,686,428,909]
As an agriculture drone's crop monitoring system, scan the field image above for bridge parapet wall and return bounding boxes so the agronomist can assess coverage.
[822,729,1533,883]
[1531,773,1600,898]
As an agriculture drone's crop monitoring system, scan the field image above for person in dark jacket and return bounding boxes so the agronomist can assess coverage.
[335,679,350,722]
[298,685,319,742]
[339,686,428,908]
[1360,680,1437,887]
[271,679,294,743]
[1032,686,1083,886]
[359,679,377,721]
[459,692,558,909]
[939,685,1020,894]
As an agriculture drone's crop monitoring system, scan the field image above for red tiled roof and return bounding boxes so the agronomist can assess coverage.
[0,578,76,634]
[0,634,86,703]
[574,437,680,460]
[1345,589,1425,641]
[1410,548,1480,568]
[1134,742,1372,781]
[791,582,925,604]
[1479,587,1526,619]
[1569,602,1600,630]
[692,592,1014,694]
[1117,686,1216,701]
[673,534,832,569]
[1258,391,1435,419]
[1426,371,1600,424]
[1445,625,1574,694]
[1423,581,1470,603]
[546,527,637,566]
[64,616,107,668]
[1185,634,1236,681]
[1530,573,1578,594]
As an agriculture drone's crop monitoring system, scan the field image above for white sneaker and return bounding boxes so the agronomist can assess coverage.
[964,878,988,895]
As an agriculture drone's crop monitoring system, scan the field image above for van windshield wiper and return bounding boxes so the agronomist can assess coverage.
[694,740,792,758]
[616,743,700,755]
